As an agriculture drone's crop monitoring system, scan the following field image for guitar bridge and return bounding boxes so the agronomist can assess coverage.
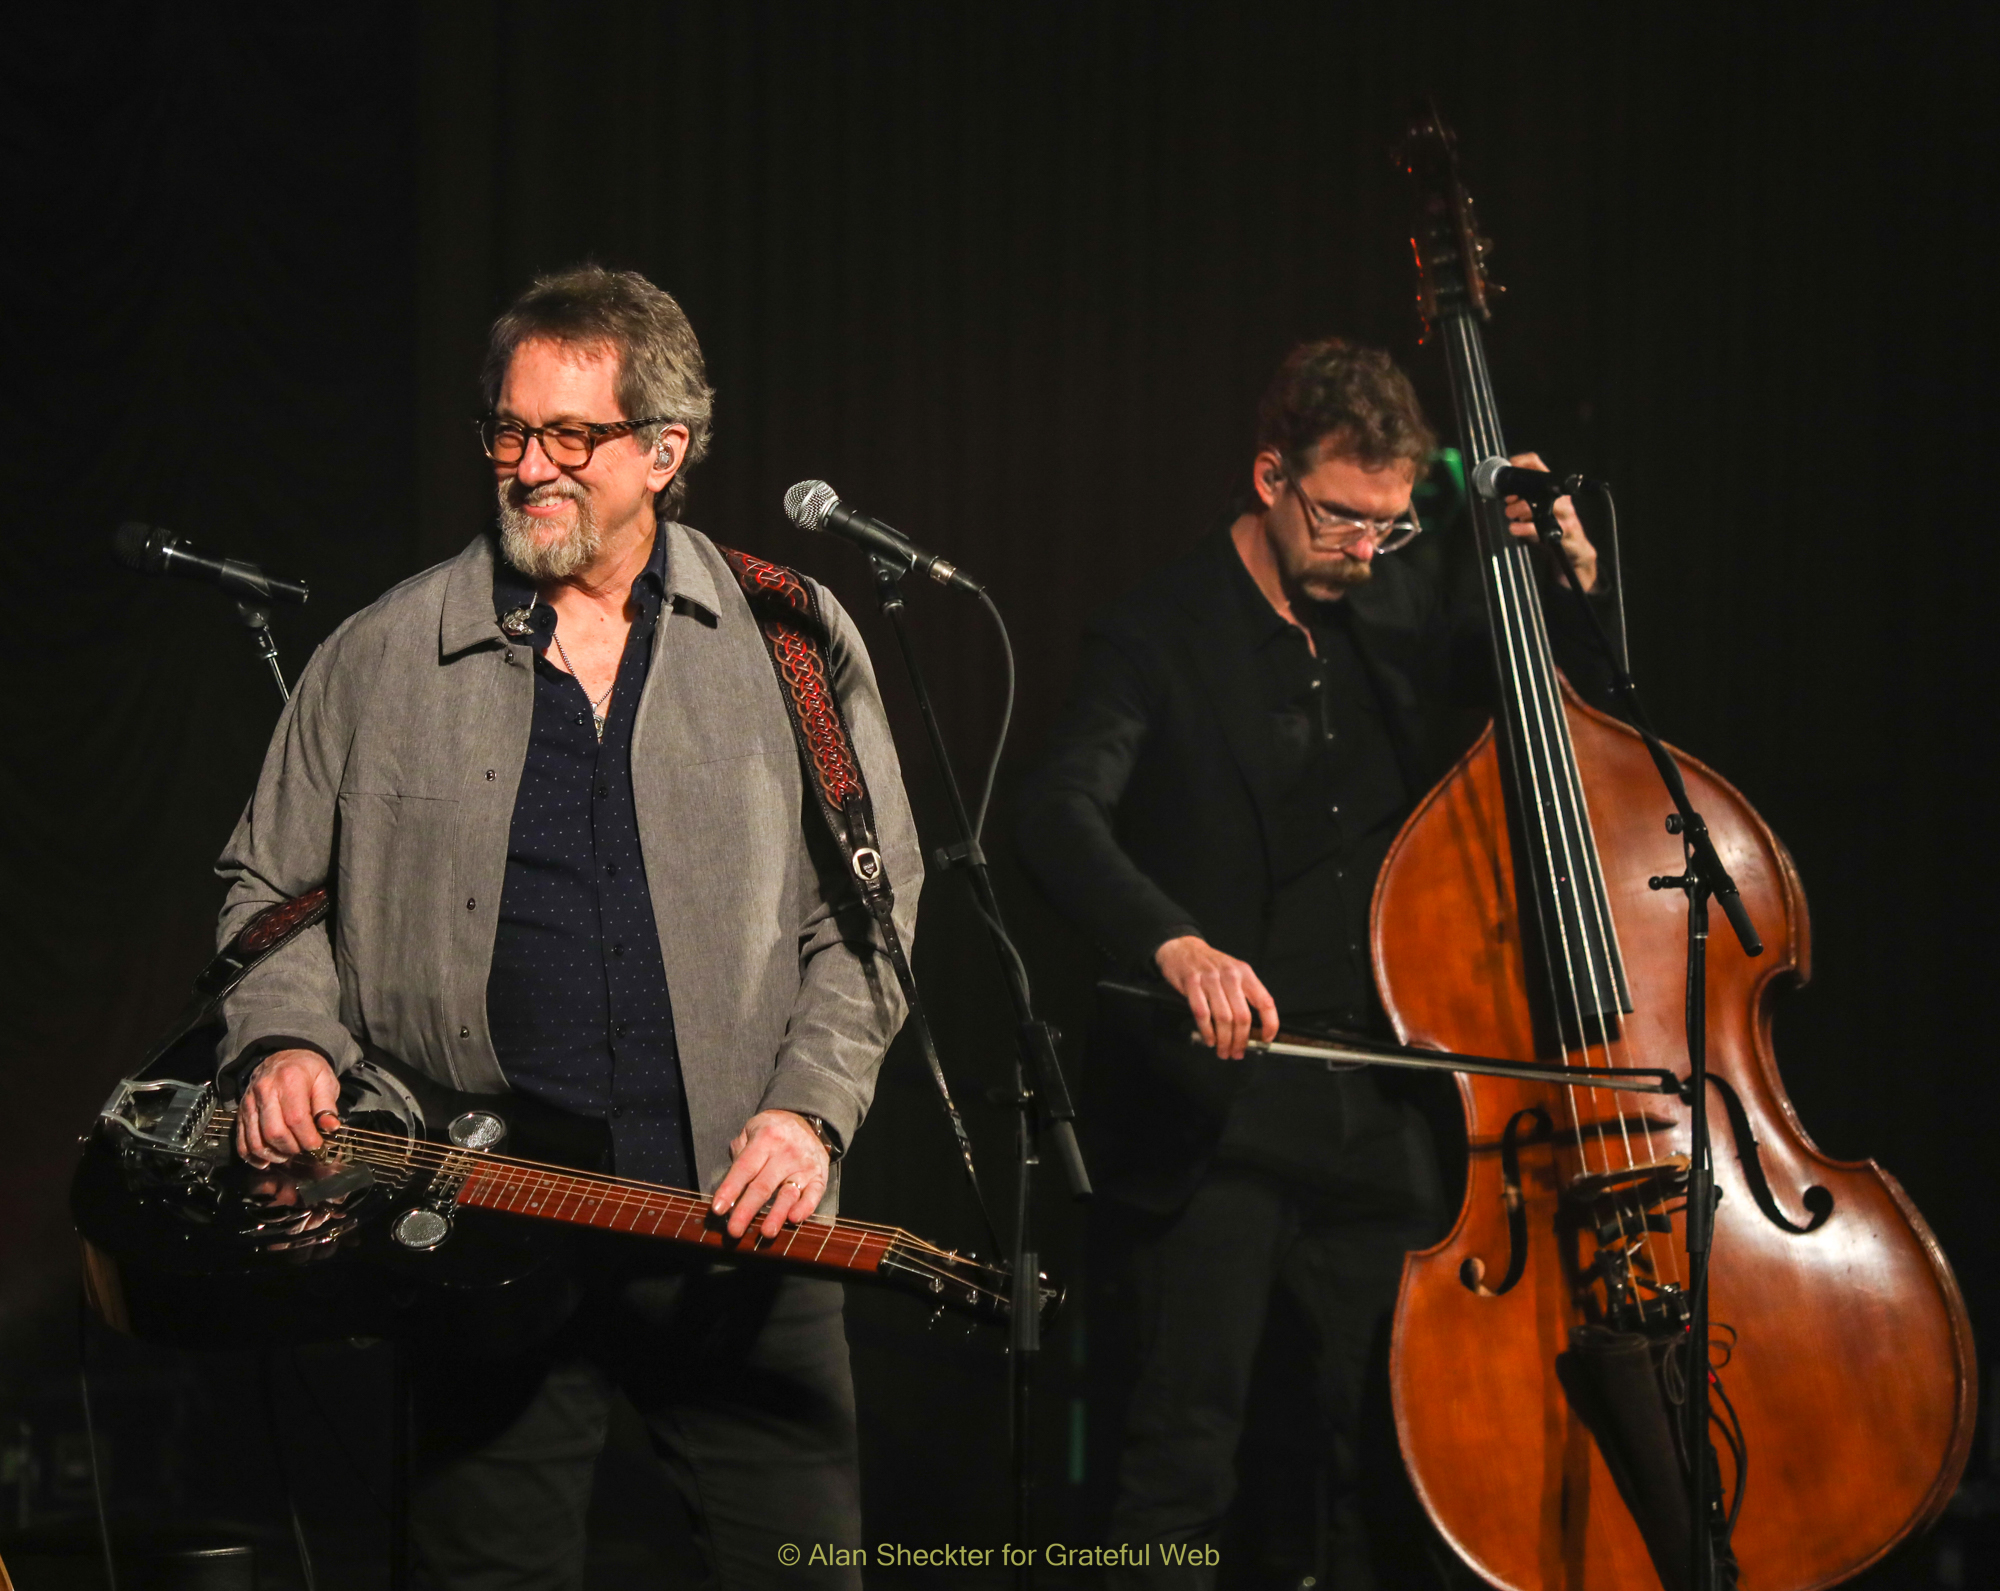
[96,1078,220,1161]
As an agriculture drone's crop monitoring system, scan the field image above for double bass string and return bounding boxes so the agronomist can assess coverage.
[1447,316,1615,1201]
[1508,525,1687,1296]
[1465,324,1682,1298]
[1452,317,1669,1281]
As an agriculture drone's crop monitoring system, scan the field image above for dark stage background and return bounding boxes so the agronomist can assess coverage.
[7,3,1997,1586]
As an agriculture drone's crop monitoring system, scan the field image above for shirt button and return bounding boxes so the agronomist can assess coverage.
[459,1025,471,1038]
[485,769,496,781]
[465,897,476,910]
[613,1021,628,1038]
[604,862,618,877]
[1309,678,1323,691]
[1329,804,1341,814]
[610,1105,625,1120]
[611,942,626,958]
[595,782,609,798]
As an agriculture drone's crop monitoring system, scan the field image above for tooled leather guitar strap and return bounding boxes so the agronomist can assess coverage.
[721,547,999,1247]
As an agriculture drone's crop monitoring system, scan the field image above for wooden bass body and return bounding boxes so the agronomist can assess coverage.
[1375,688,1976,1590]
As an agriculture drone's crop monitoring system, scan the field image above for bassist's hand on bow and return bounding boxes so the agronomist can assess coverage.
[237,1047,340,1166]
[1501,451,1599,592]
[713,1110,831,1241]
[1156,934,1279,1061]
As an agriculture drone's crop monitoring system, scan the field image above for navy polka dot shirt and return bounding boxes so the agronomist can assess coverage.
[486,535,694,1189]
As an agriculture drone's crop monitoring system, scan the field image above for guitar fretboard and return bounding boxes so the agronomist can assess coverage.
[453,1158,894,1274]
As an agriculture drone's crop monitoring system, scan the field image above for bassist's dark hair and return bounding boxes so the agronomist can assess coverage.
[1256,337,1436,479]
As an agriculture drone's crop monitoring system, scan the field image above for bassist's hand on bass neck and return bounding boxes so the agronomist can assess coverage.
[1499,450,1599,591]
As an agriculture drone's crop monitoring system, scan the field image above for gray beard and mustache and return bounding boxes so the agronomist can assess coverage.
[496,478,602,581]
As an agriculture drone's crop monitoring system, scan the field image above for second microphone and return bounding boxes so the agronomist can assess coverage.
[784,481,984,596]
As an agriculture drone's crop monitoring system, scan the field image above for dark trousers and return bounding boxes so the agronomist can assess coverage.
[408,1263,861,1590]
[1099,1168,1459,1591]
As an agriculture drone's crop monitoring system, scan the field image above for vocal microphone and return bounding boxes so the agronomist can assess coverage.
[783,481,984,595]
[112,522,310,606]
[1470,457,1594,505]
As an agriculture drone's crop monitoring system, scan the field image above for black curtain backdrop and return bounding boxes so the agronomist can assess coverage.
[8,3,1997,1584]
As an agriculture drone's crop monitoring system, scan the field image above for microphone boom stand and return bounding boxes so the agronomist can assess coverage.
[1530,489,1758,1591]
[234,599,291,704]
[865,553,1091,1588]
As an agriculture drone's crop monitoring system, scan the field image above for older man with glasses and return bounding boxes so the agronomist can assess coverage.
[217,264,919,1588]
[1016,337,1606,1589]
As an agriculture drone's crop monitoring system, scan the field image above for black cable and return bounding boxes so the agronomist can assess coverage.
[75,1297,119,1591]
[966,889,1035,1008]
[1583,479,1630,675]
[1710,1364,1749,1535]
[972,589,1016,847]
[260,1353,319,1591]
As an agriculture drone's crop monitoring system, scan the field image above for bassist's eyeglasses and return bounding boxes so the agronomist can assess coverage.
[1286,477,1426,553]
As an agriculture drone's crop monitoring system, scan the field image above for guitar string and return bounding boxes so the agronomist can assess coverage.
[213,1122,1015,1311]
[203,1110,997,1284]
[207,1109,921,1241]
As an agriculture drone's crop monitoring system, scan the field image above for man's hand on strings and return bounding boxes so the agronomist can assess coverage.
[1155,934,1279,1061]
[712,1110,831,1241]
[237,1047,341,1166]
[1501,451,1599,592]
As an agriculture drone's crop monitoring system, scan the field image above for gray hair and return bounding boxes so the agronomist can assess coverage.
[482,264,716,517]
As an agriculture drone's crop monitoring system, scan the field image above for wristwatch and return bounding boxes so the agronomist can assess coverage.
[796,1112,844,1162]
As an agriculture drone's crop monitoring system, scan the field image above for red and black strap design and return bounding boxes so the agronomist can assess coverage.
[720,548,874,861]
[720,545,996,1237]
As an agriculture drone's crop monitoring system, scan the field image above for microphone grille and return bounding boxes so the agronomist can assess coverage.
[112,520,165,572]
[784,479,840,532]
[1469,456,1510,501]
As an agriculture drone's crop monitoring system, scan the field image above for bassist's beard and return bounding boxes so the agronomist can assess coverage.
[1285,548,1374,604]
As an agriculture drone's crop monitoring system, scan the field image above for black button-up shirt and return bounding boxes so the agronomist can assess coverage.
[486,533,694,1188]
[1230,552,1409,1026]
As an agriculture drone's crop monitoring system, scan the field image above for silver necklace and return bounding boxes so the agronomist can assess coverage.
[550,629,614,741]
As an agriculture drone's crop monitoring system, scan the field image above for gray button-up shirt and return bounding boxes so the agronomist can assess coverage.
[215,524,921,1202]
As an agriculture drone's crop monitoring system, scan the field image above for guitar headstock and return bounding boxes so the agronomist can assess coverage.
[879,1242,1065,1330]
[1394,105,1503,335]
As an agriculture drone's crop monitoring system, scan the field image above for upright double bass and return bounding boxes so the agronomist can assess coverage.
[1373,115,1975,1590]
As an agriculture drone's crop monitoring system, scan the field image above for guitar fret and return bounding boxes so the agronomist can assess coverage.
[419,1153,905,1282]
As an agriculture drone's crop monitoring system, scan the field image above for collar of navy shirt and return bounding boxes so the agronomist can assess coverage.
[435,520,722,661]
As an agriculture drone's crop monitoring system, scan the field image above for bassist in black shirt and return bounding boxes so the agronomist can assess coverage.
[1016,338,1606,1588]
